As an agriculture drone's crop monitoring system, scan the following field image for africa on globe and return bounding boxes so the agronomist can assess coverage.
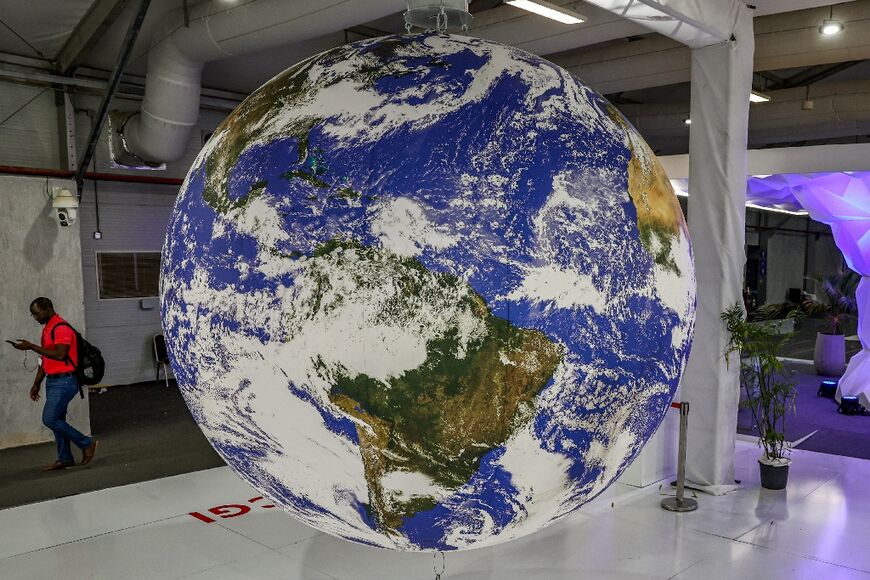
[161,32,696,551]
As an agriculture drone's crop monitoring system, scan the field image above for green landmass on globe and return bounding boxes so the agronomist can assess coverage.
[307,240,564,533]
[604,104,684,275]
[199,39,443,216]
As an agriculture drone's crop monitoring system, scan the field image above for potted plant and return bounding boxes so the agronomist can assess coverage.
[803,270,859,377]
[722,304,798,490]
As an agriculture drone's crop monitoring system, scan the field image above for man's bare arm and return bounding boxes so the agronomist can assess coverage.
[13,341,69,361]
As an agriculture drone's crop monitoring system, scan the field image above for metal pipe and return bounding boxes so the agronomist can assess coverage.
[75,0,152,197]
[675,402,689,502]
[0,164,183,186]
[661,401,698,512]
[119,0,405,165]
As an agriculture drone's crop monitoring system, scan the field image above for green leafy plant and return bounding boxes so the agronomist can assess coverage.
[802,270,860,335]
[751,301,792,322]
[721,303,799,462]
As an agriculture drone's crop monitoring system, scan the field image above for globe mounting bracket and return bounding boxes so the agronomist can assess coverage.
[404,0,472,33]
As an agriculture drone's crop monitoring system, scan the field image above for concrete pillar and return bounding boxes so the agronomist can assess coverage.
[0,175,89,450]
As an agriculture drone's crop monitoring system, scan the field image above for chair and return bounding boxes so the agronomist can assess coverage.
[153,334,172,387]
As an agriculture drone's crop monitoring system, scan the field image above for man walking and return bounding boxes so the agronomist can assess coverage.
[12,297,98,470]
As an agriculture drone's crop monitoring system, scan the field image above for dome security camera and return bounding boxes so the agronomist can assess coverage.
[51,187,79,228]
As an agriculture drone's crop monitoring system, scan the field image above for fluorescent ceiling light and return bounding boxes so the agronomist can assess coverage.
[750,91,770,103]
[668,180,808,215]
[683,118,691,125]
[819,19,844,35]
[505,0,585,24]
[746,203,808,216]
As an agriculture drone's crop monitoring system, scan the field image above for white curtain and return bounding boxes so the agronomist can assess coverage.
[681,6,754,489]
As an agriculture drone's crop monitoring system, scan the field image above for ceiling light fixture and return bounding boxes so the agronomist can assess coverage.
[819,19,844,35]
[505,0,585,24]
[819,6,844,35]
[749,90,770,103]
[745,203,809,216]
[669,180,810,216]
[683,118,691,125]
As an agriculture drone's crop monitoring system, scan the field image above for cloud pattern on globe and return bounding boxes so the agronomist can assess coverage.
[161,33,696,551]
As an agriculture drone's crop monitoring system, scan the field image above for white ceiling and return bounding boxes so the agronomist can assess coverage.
[0,0,867,154]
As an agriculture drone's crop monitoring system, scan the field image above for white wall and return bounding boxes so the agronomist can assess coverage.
[743,209,844,305]
[0,175,89,450]
[767,227,810,305]
[68,100,226,386]
[78,182,178,386]
[0,78,225,389]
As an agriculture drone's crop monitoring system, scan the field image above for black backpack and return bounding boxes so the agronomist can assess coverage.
[51,322,105,398]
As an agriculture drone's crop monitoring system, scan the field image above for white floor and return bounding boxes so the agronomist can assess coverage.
[1,440,869,580]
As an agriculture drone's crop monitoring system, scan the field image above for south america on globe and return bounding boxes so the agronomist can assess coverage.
[161,32,696,551]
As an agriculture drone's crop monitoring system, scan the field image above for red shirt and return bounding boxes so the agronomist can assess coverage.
[41,314,77,374]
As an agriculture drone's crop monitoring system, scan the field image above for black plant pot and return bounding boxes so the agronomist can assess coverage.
[759,459,790,490]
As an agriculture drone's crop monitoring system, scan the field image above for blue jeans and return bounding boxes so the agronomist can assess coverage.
[43,375,92,463]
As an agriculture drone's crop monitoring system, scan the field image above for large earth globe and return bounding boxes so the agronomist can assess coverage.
[161,33,695,551]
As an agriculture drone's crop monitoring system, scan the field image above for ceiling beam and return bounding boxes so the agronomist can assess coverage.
[55,0,129,74]
[74,0,150,194]
[579,0,745,48]
[766,60,865,90]
[344,25,392,40]
[660,142,870,178]
[551,0,870,94]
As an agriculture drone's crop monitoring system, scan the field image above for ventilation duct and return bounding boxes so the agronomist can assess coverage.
[113,0,405,166]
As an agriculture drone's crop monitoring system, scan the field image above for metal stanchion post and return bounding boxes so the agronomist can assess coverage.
[661,401,698,512]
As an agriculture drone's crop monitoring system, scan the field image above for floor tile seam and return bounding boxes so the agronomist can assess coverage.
[215,519,324,552]
[269,538,341,580]
[795,554,870,575]
[794,474,848,503]
[579,483,682,519]
[658,536,732,580]
[722,519,770,542]
[2,513,186,560]
[666,551,716,580]
[790,446,866,468]
[733,535,870,574]
[764,472,858,514]
[687,535,870,576]
[171,541,341,580]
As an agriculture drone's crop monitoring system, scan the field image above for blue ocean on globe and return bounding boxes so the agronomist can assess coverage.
[161,32,696,551]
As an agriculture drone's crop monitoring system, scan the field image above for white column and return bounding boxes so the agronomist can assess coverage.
[681,8,754,489]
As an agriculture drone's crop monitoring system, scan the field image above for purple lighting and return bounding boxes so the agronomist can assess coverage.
[747,173,815,213]
[792,173,870,409]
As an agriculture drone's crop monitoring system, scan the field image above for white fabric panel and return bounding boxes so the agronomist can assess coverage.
[836,279,870,408]
[859,279,869,351]
[791,176,870,406]
[581,0,742,47]
[681,7,754,487]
